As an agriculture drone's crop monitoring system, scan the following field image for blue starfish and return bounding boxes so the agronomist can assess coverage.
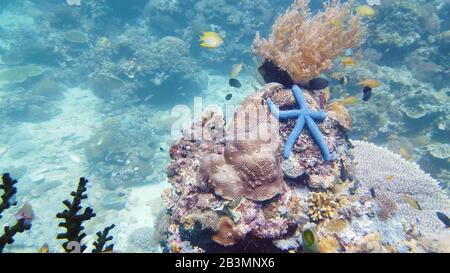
[267,85,331,161]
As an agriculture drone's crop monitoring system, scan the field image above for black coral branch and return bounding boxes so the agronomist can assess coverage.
[56,177,96,253]
[0,173,18,218]
[0,218,32,253]
[92,224,116,253]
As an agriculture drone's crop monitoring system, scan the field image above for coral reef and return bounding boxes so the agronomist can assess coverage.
[253,0,366,82]
[163,82,449,252]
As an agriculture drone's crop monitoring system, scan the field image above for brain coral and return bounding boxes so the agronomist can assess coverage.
[199,88,287,201]
[350,140,450,233]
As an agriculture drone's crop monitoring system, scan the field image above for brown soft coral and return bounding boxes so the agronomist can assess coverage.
[253,0,366,82]
[211,216,243,247]
[199,90,287,202]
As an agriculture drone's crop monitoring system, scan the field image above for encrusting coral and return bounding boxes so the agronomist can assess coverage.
[253,0,366,82]
[211,216,243,247]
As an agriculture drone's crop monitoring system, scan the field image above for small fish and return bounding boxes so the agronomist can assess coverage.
[331,72,348,85]
[15,202,35,225]
[341,56,356,67]
[339,159,347,182]
[339,96,359,105]
[225,93,232,101]
[159,147,164,152]
[386,175,394,181]
[403,195,421,210]
[362,86,372,101]
[338,75,348,85]
[199,32,223,48]
[229,78,241,88]
[356,5,376,17]
[436,212,450,228]
[307,77,329,90]
[399,147,412,161]
[330,18,343,28]
[39,243,49,253]
[370,187,376,198]
[359,79,381,88]
[288,250,296,253]
[230,60,244,78]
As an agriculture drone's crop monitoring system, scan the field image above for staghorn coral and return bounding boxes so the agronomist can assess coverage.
[306,191,339,222]
[350,140,450,233]
[253,0,366,82]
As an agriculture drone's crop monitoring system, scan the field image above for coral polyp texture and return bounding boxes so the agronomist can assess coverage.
[252,0,366,82]
[350,140,450,233]
[306,192,339,222]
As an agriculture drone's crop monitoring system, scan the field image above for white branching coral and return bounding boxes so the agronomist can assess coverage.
[350,140,450,233]
[252,0,366,82]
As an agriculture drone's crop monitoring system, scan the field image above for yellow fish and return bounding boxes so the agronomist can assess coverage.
[39,243,49,253]
[200,32,223,48]
[359,79,381,88]
[356,5,376,18]
[338,96,359,106]
[399,147,412,160]
[403,195,422,210]
[386,175,394,181]
[230,60,244,78]
[341,56,356,67]
[330,18,343,28]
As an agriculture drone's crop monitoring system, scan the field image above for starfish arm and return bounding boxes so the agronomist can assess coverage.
[305,116,330,161]
[292,85,309,110]
[283,115,305,159]
[267,99,301,119]
[308,110,327,121]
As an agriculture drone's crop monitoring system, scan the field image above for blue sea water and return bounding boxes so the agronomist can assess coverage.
[0,0,448,253]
